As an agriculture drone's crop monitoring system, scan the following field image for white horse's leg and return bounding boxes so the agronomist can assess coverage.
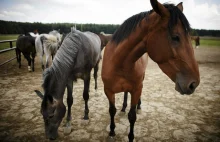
[45,53,51,68]
[40,54,45,70]
[35,36,45,71]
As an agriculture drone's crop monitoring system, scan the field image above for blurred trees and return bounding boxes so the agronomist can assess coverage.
[0,20,119,34]
[0,20,220,37]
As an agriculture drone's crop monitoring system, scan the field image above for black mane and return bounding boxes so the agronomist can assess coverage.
[112,3,191,44]
[112,11,149,44]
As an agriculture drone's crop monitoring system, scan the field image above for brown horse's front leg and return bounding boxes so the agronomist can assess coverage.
[128,86,142,142]
[104,89,116,139]
[128,105,136,142]
[109,101,116,137]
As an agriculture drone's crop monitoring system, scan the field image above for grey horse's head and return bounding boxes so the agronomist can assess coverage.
[34,71,66,140]
[35,89,66,140]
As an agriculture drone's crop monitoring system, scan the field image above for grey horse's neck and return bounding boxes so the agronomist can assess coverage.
[49,32,80,80]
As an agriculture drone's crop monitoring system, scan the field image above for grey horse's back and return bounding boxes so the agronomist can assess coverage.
[51,30,101,78]
[83,31,101,66]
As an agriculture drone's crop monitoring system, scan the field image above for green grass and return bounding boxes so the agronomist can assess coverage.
[0,34,18,50]
[0,34,220,51]
[200,39,220,47]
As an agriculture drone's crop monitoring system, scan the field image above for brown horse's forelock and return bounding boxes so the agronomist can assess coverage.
[112,3,191,44]
[164,3,191,35]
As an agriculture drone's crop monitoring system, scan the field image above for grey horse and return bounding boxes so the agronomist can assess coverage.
[35,30,102,140]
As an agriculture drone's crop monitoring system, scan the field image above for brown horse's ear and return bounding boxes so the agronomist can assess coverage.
[150,0,169,17]
[177,2,183,12]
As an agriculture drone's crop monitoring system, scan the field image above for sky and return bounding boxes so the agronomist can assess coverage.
[0,0,220,30]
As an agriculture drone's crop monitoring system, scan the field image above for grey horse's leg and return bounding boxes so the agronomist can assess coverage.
[83,72,91,120]
[121,92,128,112]
[64,79,73,134]
[66,79,73,122]
[93,61,99,90]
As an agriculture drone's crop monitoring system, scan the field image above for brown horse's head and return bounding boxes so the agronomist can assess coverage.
[147,0,200,95]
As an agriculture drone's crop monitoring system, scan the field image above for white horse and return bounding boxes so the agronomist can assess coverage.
[49,30,61,44]
[35,34,60,70]
[29,32,39,37]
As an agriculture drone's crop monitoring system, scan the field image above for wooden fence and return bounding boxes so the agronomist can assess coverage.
[0,39,17,66]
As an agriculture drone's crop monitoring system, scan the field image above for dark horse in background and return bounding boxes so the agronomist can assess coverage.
[16,34,36,72]
[191,36,200,48]
[101,0,200,141]
[35,30,111,140]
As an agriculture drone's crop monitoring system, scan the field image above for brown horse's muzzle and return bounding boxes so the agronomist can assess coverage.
[158,59,200,95]
[175,73,199,95]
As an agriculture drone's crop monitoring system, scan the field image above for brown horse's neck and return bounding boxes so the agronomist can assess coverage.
[112,19,150,67]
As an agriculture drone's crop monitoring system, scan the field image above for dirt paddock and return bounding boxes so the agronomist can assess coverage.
[0,46,220,142]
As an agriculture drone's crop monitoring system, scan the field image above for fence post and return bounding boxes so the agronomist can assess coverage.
[0,39,17,66]
[10,41,13,48]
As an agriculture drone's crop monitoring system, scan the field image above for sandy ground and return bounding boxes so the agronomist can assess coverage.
[0,46,220,142]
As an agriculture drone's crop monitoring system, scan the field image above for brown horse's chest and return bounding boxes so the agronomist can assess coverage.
[102,59,146,93]
[102,43,148,93]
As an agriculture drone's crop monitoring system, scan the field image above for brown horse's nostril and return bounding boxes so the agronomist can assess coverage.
[189,82,197,92]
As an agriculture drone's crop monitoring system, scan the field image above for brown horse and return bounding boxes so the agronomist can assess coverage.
[101,0,200,141]
[191,36,200,48]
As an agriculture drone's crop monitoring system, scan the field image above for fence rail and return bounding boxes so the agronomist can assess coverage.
[0,39,17,66]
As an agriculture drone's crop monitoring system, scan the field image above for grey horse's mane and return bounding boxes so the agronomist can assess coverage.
[49,31,81,79]
[42,31,80,95]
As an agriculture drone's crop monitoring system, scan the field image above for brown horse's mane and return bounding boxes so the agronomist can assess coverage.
[112,3,191,44]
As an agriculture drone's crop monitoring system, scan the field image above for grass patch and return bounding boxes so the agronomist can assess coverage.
[0,34,18,50]
[200,39,220,47]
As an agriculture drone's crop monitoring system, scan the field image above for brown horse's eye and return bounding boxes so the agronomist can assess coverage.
[171,35,180,42]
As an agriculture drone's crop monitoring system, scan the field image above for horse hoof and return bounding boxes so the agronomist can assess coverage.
[106,136,115,142]
[63,126,72,134]
[137,109,142,114]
